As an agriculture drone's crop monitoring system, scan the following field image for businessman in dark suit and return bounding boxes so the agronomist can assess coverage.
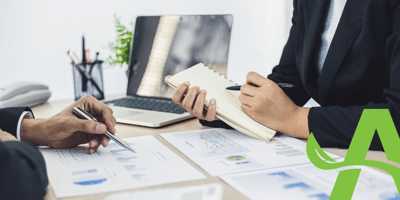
[0,95,116,200]
[172,0,400,151]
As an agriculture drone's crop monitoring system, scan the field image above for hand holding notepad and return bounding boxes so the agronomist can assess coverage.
[165,63,276,141]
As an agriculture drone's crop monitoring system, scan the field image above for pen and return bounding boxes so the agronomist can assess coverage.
[82,34,87,92]
[226,83,294,90]
[72,107,135,153]
[82,34,86,66]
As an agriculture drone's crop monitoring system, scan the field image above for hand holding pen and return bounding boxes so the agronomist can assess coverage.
[72,107,136,153]
[73,106,135,153]
[20,96,117,154]
[232,72,305,136]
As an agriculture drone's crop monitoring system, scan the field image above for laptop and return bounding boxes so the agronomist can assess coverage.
[104,15,233,127]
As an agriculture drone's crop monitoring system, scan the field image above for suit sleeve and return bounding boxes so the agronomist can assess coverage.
[0,141,48,200]
[201,0,309,128]
[0,107,33,138]
[309,1,400,151]
[267,0,311,107]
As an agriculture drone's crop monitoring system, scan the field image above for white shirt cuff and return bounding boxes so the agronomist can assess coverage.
[16,111,34,140]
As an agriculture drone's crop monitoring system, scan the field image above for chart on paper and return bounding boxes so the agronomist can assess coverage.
[72,169,107,186]
[162,128,341,176]
[220,164,400,200]
[47,142,136,166]
[40,136,206,198]
[267,138,306,157]
[53,147,103,165]
[174,129,250,157]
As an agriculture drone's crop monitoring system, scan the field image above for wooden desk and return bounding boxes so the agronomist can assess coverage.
[33,99,397,200]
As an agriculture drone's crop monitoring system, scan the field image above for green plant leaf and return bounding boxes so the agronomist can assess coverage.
[106,14,134,68]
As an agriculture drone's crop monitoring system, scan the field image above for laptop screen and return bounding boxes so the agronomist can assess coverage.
[126,15,233,99]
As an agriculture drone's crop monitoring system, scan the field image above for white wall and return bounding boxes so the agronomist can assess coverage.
[0,0,293,100]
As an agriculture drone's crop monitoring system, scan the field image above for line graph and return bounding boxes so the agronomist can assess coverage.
[174,130,250,157]
[53,147,103,165]
[68,147,101,164]
[199,133,226,155]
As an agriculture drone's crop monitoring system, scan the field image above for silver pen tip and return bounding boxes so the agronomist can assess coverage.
[128,148,136,153]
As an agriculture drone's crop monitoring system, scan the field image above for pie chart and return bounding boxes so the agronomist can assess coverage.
[226,155,246,161]
[73,175,107,186]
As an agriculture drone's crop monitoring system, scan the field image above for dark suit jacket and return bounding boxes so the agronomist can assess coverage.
[203,0,400,151]
[0,107,48,200]
[0,107,33,137]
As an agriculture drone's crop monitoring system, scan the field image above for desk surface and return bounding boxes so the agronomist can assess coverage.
[35,99,397,200]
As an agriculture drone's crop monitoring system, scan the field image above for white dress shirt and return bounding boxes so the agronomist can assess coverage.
[16,111,34,140]
[317,0,347,74]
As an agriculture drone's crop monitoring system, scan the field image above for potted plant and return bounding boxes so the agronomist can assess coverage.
[106,14,134,75]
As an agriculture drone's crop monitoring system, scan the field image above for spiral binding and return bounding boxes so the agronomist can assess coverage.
[202,62,239,86]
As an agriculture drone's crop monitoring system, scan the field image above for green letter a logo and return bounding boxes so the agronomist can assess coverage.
[307,109,400,199]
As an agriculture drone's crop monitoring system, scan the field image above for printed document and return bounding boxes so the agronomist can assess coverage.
[40,136,206,198]
[161,128,340,176]
[105,183,223,200]
[220,164,400,200]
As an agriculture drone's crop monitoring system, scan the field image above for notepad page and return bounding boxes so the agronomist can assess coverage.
[168,63,276,139]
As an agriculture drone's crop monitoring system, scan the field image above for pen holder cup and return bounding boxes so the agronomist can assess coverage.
[72,60,105,101]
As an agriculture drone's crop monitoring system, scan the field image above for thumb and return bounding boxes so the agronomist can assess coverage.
[73,119,107,134]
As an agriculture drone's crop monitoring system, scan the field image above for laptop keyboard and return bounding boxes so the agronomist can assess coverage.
[104,97,187,114]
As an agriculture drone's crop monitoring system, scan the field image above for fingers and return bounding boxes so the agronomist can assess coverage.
[0,130,18,142]
[182,86,200,110]
[172,82,190,105]
[241,84,258,97]
[102,113,116,133]
[171,82,217,121]
[238,94,253,107]
[101,110,116,133]
[86,126,108,154]
[88,136,102,154]
[241,104,251,113]
[101,135,110,148]
[73,118,107,134]
[100,118,114,147]
[79,95,116,133]
[205,99,217,121]
[193,89,206,118]
[246,72,269,87]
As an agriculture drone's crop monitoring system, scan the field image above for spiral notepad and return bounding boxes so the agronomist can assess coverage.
[165,63,276,141]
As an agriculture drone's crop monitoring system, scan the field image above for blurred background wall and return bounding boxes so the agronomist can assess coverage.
[0,0,293,100]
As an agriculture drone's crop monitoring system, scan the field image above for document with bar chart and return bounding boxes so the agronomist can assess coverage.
[39,136,206,198]
[220,163,400,200]
[161,129,340,176]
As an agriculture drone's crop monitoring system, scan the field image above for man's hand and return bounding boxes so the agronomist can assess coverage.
[239,72,310,139]
[20,95,117,154]
[0,130,18,142]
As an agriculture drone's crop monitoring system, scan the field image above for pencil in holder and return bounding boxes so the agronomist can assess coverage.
[72,60,105,101]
